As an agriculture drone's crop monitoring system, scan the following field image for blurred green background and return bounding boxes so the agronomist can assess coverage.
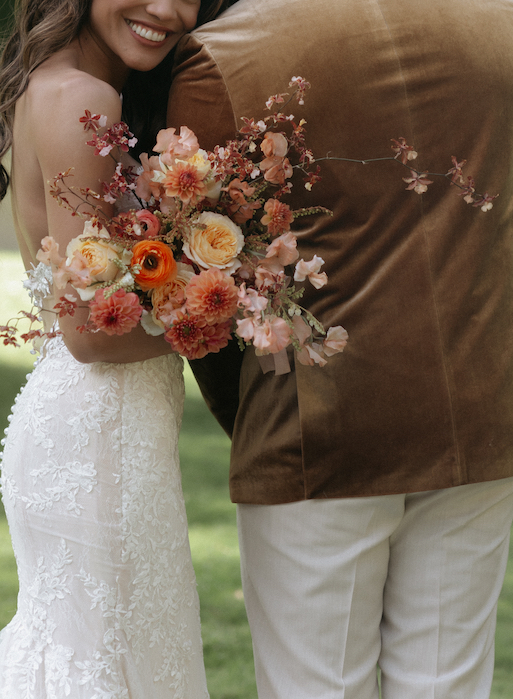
[0,1,512,696]
[0,0,13,37]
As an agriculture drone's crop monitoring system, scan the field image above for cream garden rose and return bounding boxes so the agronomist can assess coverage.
[66,221,132,301]
[183,212,244,271]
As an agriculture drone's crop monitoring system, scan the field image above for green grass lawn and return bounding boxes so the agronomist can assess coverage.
[1,250,513,698]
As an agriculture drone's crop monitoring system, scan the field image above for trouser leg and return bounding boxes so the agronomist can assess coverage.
[380,477,513,699]
[237,496,404,699]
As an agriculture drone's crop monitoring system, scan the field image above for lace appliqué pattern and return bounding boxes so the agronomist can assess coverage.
[0,322,209,697]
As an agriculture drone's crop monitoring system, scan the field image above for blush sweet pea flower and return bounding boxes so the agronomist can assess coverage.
[295,341,328,367]
[294,255,328,289]
[292,315,327,367]
[291,314,311,345]
[265,232,299,266]
[261,157,293,185]
[154,126,199,164]
[62,252,93,292]
[261,132,288,160]
[236,317,257,343]
[135,153,163,201]
[323,325,349,356]
[36,236,92,291]
[255,258,287,291]
[36,236,64,268]
[260,133,293,185]
[223,178,261,223]
[237,284,268,314]
[292,317,348,366]
[237,312,292,355]
[252,315,291,355]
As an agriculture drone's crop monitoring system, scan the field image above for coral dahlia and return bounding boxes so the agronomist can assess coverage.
[89,289,143,336]
[164,311,232,359]
[186,269,238,324]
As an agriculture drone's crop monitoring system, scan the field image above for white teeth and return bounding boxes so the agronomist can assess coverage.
[127,20,167,43]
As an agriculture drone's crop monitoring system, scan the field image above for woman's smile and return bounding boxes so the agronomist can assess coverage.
[125,19,169,44]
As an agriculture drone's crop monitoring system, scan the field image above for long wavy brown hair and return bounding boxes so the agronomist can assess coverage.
[0,0,230,201]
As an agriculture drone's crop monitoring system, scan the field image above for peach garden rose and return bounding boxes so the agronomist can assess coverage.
[183,212,244,272]
[65,221,131,300]
[150,262,195,329]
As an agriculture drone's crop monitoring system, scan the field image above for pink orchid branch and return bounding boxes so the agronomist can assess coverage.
[292,152,498,211]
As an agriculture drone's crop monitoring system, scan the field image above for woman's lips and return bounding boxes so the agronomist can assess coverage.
[126,19,169,44]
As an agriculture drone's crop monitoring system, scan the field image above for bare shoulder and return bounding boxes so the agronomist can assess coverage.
[13,55,125,202]
[24,63,122,151]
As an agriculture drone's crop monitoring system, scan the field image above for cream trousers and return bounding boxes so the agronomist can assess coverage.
[237,478,513,699]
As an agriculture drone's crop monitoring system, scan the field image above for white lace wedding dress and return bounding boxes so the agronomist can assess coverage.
[0,266,209,698]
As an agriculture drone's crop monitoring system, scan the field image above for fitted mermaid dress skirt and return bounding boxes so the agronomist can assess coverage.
[0,328,209,698]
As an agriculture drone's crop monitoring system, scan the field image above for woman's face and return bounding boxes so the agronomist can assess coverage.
[87,0,201,76]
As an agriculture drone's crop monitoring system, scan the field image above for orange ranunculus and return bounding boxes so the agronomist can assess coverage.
[131,240,177,291]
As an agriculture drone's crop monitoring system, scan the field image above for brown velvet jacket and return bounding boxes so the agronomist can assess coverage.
[167,0,513,504]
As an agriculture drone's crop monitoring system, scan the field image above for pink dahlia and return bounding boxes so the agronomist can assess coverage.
[89,288,143,336]
[164,310,232,359]
[261,199,294,237]
[162,162,207,204]
[186,269,238,324]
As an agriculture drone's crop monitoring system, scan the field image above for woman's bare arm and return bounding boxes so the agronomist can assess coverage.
[26,69,173,363]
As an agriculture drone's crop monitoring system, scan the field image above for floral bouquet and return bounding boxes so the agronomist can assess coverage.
[30,78,348,371]
[2,77,497,369]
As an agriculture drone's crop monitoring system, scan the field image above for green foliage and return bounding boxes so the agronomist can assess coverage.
[0,1,15,38]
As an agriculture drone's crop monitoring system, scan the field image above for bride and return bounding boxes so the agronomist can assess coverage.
[0,0,226,696]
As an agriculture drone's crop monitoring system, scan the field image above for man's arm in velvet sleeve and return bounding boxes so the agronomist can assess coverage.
[167,33,243,439]
[167,33,238,151]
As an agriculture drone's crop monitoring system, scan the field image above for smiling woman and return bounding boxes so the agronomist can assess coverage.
[86,0,202,83]
[0,0,231,697]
